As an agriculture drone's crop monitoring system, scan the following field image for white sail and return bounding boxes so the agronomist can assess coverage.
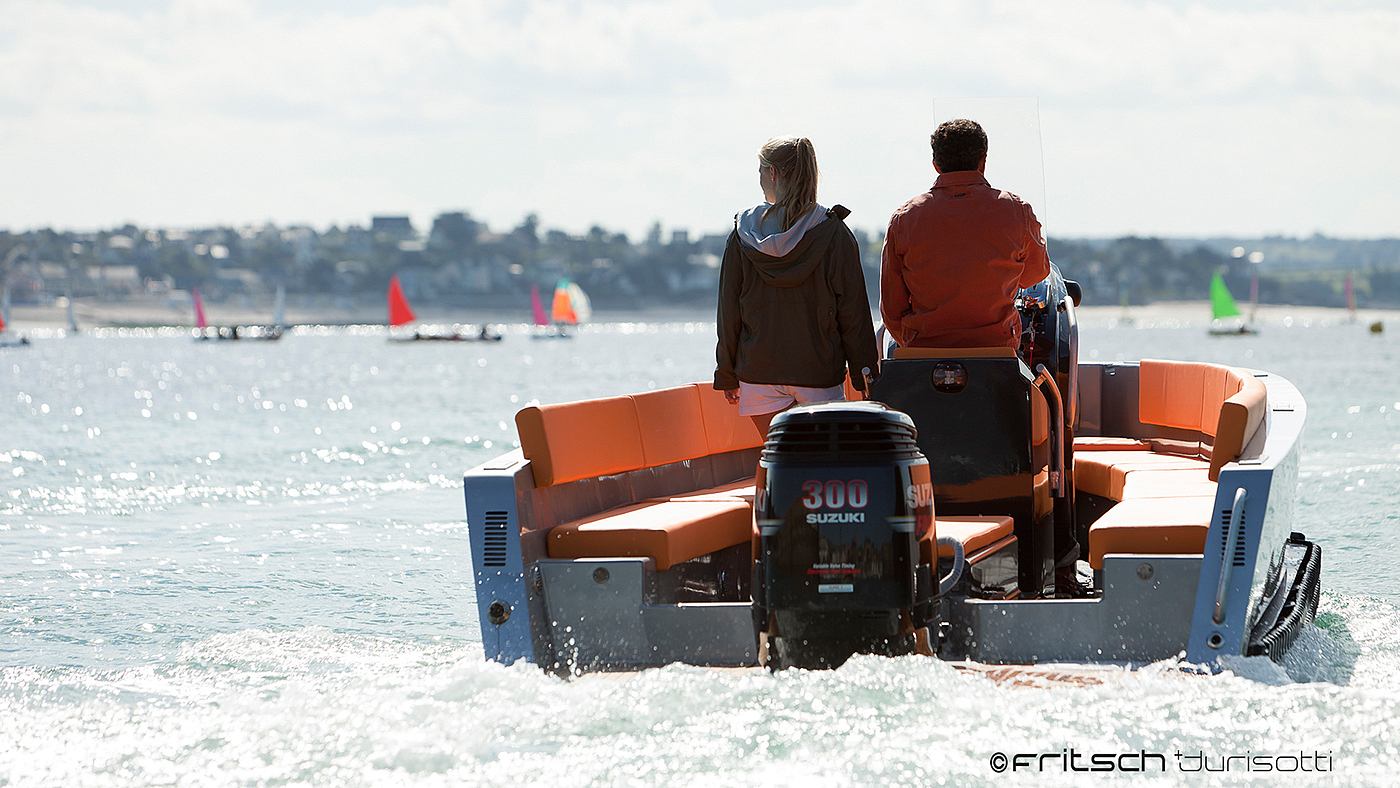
[272,284,286,327]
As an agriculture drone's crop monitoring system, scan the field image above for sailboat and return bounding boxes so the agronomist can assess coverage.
[0,287,29,347]
[1207,271,1256,336]
[386,273,501,343]
[192,286,283,341]
[65,294,80,335]
[530,283,570,339]
[548,279,591,333]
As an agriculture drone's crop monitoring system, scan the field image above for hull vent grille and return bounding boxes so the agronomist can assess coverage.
[483,511,509,567]
[1218,508,1249,567]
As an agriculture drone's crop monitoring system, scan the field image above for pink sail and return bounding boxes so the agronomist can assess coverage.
[1345,272,1356,313]
[530,285,549,326]
[193,287,208,329]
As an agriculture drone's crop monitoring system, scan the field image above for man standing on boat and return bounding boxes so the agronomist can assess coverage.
[880,119,1082,595]
[879,119,1049,350]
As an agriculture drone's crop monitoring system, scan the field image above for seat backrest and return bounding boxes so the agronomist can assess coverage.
[870,350,1053,594]
[1138,359,1267,481]
[516,395,647,487]
[516,383,764,488]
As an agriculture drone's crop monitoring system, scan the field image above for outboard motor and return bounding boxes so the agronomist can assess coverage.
[752,401,937,670]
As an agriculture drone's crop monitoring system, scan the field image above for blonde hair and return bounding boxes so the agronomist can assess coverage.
[759,136,819,233]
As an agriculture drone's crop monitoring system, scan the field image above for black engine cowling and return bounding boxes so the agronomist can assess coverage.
[752,401,935,670]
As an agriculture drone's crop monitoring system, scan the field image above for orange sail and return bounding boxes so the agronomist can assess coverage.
[388,274,416,327]
[193,287,208,329]
[551,280,576,325]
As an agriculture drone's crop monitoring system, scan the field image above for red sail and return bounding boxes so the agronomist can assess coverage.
[193,287,208,329]
[387,274,416,327]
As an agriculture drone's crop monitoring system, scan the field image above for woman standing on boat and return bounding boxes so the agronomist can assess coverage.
[714,136,879,435]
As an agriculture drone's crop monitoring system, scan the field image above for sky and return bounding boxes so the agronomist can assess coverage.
[2,0,1398,240]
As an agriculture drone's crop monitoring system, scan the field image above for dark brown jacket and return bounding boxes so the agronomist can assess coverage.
[714,205,879,392]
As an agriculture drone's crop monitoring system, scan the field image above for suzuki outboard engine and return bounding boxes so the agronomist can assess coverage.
[752,401,936,670]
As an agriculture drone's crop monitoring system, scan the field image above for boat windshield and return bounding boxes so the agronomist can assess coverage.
[932,97,1049,232]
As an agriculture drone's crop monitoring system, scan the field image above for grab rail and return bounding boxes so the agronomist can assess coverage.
[1212,487,1249,625]
[1034,364,1066,497]
[1062,295,1079,430]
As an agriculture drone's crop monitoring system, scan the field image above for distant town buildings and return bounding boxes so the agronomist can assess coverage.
[2,212,1398,310]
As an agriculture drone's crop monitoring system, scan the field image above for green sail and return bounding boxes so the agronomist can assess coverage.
[1210,272,1242,319]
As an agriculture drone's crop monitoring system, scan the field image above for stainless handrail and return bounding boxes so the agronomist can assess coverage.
[1034,364,1066,497]
[1062,295,1079,431]
[1212,487,1249,625]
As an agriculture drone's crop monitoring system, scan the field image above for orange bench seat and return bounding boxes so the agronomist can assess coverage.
[1087,496,1216,569]
[548,498,753,571]
[1073,437,1152,452]
[1075,450,1212,500]
[657,479,755,504]
[933,515,1015,560]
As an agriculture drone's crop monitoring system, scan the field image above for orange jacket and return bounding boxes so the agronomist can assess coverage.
[880,171,1050,349]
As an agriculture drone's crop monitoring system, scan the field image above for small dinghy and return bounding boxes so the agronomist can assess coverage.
[191,286,284,342]
[386,274,501,342]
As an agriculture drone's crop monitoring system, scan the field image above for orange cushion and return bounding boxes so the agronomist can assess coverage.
[934,515,1015,558]
[1076,450,1211,500]
[653,478,756,504]
[630,385,710,467]
[1209,374,1267,481]
[1118,469,1217,499]
[1198,363,1232,437]
[547,499,753,570]
[695,384,764,455]
[1074,437,1152,451]
[1107,456,1209,495]
[1139,359,1207,431]
[516,396,646,487]
[1087,496,1215,569]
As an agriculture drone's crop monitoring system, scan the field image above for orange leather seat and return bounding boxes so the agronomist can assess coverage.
[1087,496,1216,569]
[1118,470,1217,499]
[1076,360,1267,569]
[656,478,755,504]
[1073,437,1151,452]
[933,515,1016,559]
[1075,451,1210,500]
[548,499,754,571]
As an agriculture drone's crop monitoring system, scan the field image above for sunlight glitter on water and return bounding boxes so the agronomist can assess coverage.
[3,320,1400,785]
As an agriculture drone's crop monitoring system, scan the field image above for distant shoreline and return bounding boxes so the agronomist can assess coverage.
[5,297,1396,330]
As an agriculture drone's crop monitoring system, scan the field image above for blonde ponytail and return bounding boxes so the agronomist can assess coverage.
[759,136,819,233]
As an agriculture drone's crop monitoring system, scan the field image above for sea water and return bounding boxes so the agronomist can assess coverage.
[2,317,1398,786]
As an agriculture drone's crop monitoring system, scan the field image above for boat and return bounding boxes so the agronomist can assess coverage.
[536,278,590,338]
[64,293,80,335]
[530,284,570,339]
[192,286,284,342]
[0,289,28,347]
[1207,271,1256,336]
[463,265,1321,675]
[386,274,502,342]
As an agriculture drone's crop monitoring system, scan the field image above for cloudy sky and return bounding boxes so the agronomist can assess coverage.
[2,0,1398,240]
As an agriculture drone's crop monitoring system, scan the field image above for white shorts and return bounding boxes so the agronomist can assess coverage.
[737,382,846,416]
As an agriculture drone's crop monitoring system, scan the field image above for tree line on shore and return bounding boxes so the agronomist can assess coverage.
[3,212,1399,310]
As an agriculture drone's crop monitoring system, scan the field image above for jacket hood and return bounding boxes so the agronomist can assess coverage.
[737,202,828,257]
[734,204,851,287]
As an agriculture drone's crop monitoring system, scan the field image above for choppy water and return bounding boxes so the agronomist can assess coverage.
[2,316,1398,786]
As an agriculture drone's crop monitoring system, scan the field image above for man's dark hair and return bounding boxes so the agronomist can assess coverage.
[930,119,988,173]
